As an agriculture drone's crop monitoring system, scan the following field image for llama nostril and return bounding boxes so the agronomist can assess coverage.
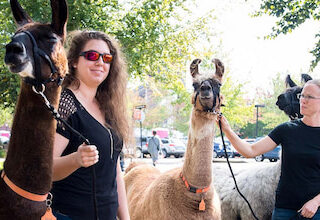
[6,41,25,54]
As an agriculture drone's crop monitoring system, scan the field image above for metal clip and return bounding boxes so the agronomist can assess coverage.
[46,192,53,208]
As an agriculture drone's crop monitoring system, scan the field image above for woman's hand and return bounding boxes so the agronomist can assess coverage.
[216,114,232,134]
[75,143,99,167]
[299,198,320,218]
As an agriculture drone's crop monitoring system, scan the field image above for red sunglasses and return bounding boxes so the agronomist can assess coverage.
[79,50,113,63]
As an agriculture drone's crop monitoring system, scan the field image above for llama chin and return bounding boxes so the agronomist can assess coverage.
[18,62,34,78]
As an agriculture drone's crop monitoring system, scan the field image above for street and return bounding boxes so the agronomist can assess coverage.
[122,156,276,174]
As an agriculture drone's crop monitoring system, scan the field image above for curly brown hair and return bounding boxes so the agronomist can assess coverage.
[63,30,130,145]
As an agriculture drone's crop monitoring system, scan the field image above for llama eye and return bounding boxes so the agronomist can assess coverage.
[47,37,58,43]
[193,83,200,90]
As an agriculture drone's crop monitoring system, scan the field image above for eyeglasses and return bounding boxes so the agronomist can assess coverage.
[79,50,113,64]
[297,93,320,100]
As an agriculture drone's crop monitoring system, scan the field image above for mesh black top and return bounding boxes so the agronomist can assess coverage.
[52,89,122,220]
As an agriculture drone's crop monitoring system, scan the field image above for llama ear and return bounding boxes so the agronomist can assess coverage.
[212,58,224,82]
[190,59,201,78]
[285,75,297,88]
[50,0,68,40]
[10,0,33,26]
[301,73,312,85]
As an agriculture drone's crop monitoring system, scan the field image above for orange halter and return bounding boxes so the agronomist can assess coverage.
[180,172,210,211]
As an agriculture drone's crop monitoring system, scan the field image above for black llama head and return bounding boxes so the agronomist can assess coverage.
[276,74,312,120]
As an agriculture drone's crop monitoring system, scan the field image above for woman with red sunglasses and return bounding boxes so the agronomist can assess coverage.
[217,79,320,219]
[51,30,130,220]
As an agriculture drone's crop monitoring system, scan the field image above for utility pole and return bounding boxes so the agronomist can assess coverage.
[254,104,265,137]
[134,105,146,158]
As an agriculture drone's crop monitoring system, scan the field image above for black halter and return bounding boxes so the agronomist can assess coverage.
[282,91,301,120]
[193,79,221,114]
[15,31,64,87]
[288,92,301,120]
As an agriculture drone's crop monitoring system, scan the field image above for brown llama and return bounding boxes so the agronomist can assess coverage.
[124,58,224,220]
[0,0,68,219]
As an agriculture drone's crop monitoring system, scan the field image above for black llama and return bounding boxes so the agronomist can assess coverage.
[276,73,312,120]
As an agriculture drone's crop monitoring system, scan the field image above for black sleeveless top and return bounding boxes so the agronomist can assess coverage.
[269,119,320,210]
[51,89,122,220]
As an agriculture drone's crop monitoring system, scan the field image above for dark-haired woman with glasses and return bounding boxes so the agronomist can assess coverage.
[217,79,320,219]
[51,30,130,220]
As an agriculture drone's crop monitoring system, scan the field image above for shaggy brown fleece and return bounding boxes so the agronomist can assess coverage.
[125,58,225,220]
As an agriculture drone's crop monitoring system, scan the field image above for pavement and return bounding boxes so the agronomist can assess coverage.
[122,157,272,173]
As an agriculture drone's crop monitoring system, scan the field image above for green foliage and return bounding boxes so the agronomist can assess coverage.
[0,149,6,159]
[0,0,19,108]
[220,75,254,133]
[240,121,270,138]
[0,0,216,111]
[0,106,14,127]
[255,0,320,70]
[239,72,291,138]
[258,72,292,130]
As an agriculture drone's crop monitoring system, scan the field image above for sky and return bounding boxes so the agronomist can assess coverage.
[192,0,320,97]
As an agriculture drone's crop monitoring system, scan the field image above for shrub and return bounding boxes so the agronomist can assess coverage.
[0,149,7,158]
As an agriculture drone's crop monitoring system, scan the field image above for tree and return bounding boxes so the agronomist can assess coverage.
[258,72,291,129]
[219,75,254,135]
[0,106,13,128]
[255,0,320,69]
[0,0,227,137]
[0,0,216,109]
[239,72,293,138]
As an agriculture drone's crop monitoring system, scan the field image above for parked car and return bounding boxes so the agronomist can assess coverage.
[135,136,151,158]
[232,138,256,158]
[136,137,186,158]
[161,138,186,158]
[213,140,234,158]
[0,136,9,149]
[243,138,255,144]
[254,137,281,162]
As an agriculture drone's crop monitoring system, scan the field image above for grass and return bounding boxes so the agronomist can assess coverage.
[0,161,3,170]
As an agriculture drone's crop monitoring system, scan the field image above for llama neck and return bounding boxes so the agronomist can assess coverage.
[4,82,60,193]
[182,109,216,188]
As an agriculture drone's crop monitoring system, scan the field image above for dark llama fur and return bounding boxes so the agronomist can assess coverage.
[276,74,312,120]
[0,0,68,219]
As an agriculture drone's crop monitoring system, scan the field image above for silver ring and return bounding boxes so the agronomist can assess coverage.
[32,84,45,94]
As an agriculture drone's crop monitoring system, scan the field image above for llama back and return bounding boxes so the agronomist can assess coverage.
[215,162,280,220]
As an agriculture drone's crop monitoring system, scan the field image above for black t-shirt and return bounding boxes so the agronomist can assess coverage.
[51,89,122,220]
[268,119,320,210]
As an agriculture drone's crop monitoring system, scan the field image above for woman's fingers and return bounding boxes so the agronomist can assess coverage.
[77,144,99,167]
